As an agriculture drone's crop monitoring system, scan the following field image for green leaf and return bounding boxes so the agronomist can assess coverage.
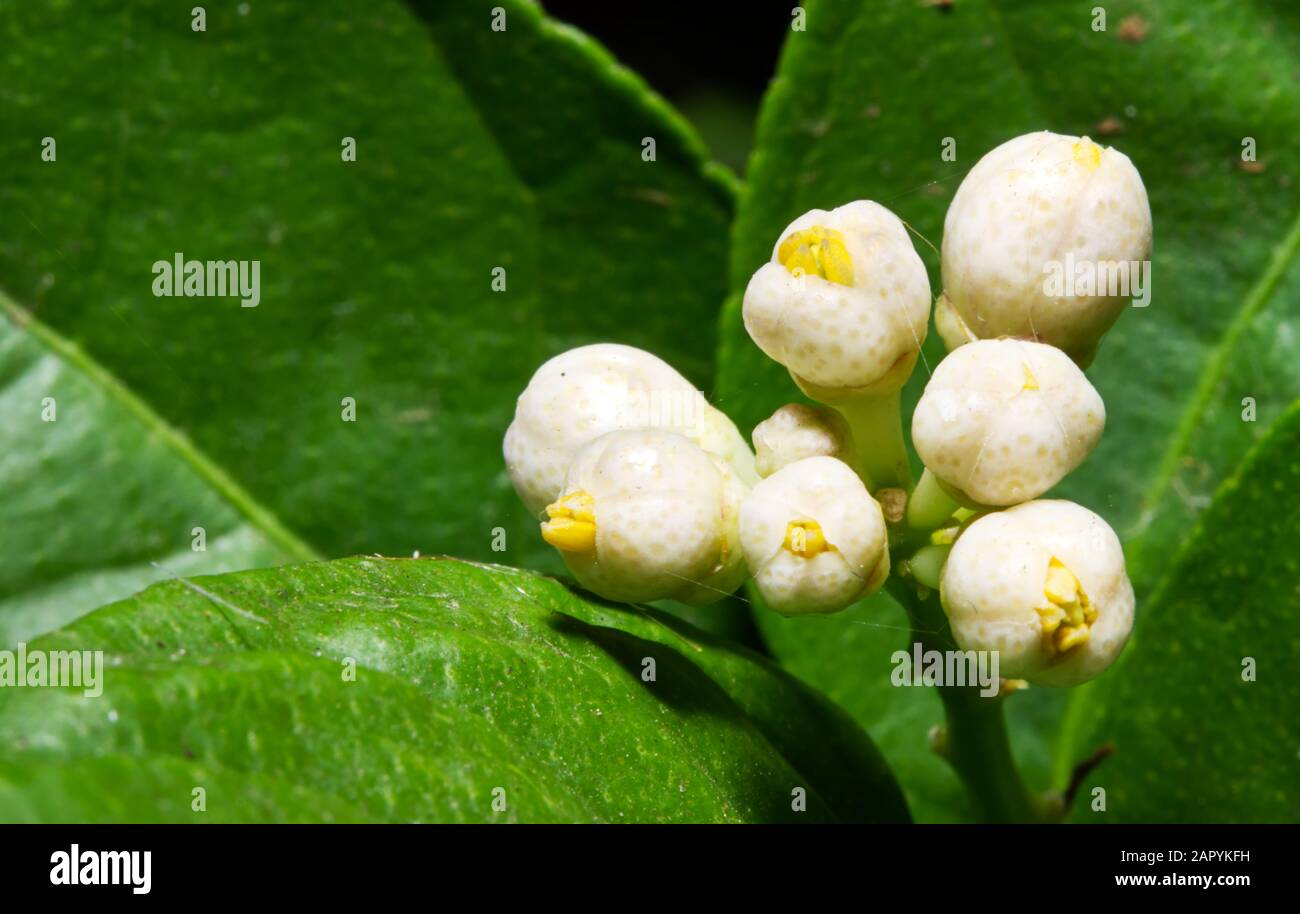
[0,306,309,645]
[720,0,1300,819]
[0,0,733,632]
[1065,403,1300,821]
[0,557,907,823]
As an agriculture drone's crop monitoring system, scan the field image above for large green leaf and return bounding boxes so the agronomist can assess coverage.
[719,0,1300,819]
[0,303,307,645]
[0,556,907,823]
[0,0,733,633]
[1063,403,1300,822]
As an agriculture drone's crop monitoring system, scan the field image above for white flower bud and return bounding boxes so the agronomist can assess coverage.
[739,456,889,615]
[911,339,1104,506]
[504,343,756,514]
[940,131,1152,363]
[742,201,931,398]
[541,429,747,606]
[940,500,1134,687]
[751,404,855,478]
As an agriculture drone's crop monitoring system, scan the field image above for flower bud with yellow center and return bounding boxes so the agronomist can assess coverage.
[782,519,828,556]
[940,500,1134,687]
[776,227,855,285]
[939,131,1152,365]
[912,339,1104,506]
[540,491,597,552]
[739,456,889,615]
[504,343,756,516]
[545,429,747,606]
[742,200,931,397]
[1037,558,1100,654]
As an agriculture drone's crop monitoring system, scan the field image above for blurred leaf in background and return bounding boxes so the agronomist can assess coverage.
[673,89,760,177]
[1068,402,1300,821]
[0,0,734,639]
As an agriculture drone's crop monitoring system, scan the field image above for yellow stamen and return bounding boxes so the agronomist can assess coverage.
[1043,560,1077,604]
[547,491,594,521]
[1035,605,1066,635]
[1021,362,1041,391]
[1039,558,1096,656]
[1073,137,1102,170]
[783,520,829,557]
[541,517,596,552]
[541,490,597,553]
[776,226,854,285]
[1055,624,1091,652]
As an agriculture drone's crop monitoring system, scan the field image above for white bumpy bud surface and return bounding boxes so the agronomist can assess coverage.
[940,500,1134,687]
[742,200,931,399]
[940,131,1152,363]
[912,339,1104,506]
[751,404,855,478]
[739,456,889,615]
[544,429,747,606]
[504,343,756,514]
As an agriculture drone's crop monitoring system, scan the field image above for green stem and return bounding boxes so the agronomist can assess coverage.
[905,543,949,591]
[885,577,1050,823]
[832,389,911,491]
[907,467,961,531]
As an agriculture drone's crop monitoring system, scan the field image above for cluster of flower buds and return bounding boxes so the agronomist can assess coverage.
[504,344,755,606]
[916,131,1148,686]
[504,343,756,515]
[504,130,1149,688]
[504,342,894,613]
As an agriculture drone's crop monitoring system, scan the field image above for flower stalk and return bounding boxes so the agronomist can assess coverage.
[906,466,961,531]
[902,542,949,591]
[833,389,912,491]
[886,576,1052,823]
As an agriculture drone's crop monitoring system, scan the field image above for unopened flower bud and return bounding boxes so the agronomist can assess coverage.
[940,500,1134,687]
[739,456,889,615]
[742,201,931,399]
[751,403,855,478]
[504,343,755,514]
[912,339,1104,506]
[940,131,1152,364]
[542,430,746,606]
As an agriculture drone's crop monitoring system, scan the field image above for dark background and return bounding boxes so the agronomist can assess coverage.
[544,2,795,172]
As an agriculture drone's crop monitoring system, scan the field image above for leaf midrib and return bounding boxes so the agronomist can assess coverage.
[1133,204,1300,534]
[0,288,320,565]
[413,0,738,207]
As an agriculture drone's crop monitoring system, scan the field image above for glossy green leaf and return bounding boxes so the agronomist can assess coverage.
[0,556,907,823]
[0,0,733,632]
[0,303,308,644]
[1064,403,1300,822]
[720,0,1300,820]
